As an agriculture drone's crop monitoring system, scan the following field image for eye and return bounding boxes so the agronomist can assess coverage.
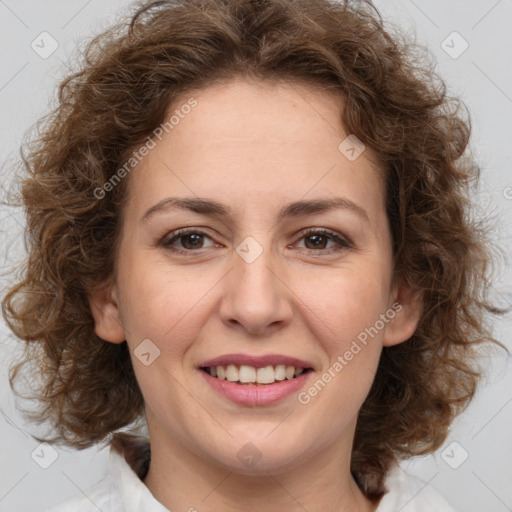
[294,228,352,253]
[159,228,218,253]
[158,227,352,256]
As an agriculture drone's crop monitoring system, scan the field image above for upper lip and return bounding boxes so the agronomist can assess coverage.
[200,353,314,370]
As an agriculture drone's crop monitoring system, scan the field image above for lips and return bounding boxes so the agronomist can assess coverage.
[200,353,313,369]
[198,353,314,405]
[200,354,313,384]
[204,363,307,385]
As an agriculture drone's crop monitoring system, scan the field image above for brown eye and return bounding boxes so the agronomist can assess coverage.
[304,233,329,250]
[180,233,204,250]
[295,228,352,253]
[160,229,217,253]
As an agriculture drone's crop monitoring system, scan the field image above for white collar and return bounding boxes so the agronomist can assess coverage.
[109,447,169,511]
[107,442,455,512]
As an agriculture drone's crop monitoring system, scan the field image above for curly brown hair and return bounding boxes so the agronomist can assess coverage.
[2,0,506,499]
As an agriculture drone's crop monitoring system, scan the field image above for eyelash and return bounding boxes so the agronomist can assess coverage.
[159,227,352,255]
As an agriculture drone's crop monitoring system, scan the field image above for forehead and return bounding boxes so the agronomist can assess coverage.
[124,79,386,227]
[170,78,351,157]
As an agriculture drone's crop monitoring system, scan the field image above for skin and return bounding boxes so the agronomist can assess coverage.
[89,78,422,512]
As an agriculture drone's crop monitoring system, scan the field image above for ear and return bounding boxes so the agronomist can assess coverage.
[88,281,126,344]
[382,279,422,347]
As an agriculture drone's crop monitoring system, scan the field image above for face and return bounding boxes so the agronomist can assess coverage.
[90,78,420,475]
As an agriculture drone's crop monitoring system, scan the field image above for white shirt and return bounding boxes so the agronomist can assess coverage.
[46,447,456,512]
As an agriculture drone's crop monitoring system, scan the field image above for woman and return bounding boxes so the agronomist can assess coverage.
[2,0,504,510]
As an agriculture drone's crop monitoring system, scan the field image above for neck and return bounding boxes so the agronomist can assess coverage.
[142,421,381,512]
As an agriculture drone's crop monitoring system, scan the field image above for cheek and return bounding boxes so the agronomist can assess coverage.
[117,254,219,349]
[295,273,387,424]
[293,268,390,419]
[291,264,390,351]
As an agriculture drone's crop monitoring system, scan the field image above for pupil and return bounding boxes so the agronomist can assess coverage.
[183,233,202,249]
[306,234,327,250]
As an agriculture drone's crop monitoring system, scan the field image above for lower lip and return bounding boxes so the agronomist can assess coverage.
[200,370,311,406]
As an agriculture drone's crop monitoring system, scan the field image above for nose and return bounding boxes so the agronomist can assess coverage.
[219,242,293,336]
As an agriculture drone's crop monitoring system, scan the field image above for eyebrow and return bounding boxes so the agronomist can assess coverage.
[141,196,369,223]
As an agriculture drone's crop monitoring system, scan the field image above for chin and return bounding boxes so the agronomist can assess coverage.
[204,437,313,476]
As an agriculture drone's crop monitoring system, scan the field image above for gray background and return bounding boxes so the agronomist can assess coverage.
[1,0,511,510]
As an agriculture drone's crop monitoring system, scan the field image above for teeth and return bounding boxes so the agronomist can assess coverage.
[256,365,275,384]
[239,365,256,383]
[225,364,239,382]
[275,364,286,381]
[207,364,307,384]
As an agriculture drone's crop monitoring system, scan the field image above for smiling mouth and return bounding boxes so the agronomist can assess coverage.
[201,364,312,385]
